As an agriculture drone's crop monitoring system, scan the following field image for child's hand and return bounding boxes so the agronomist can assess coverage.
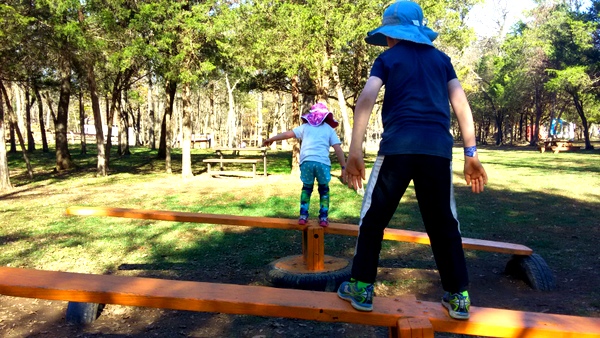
[262,139,272,147]
[464,157,487,193]
[343,153,366,190]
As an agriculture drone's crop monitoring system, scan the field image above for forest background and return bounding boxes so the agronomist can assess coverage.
[1,0,600,188]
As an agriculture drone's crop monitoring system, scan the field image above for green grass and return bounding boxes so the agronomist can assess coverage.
[1,142,599,318]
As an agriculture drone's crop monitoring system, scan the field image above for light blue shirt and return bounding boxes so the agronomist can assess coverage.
[293,123,341,166]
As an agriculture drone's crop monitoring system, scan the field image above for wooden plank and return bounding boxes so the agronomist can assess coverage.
[303,226,324,271]
[208,171,256,177]
[1,267,599,337]
[203,159,262,163]
[215,147,267,152]
[66,206,306,231]
[394,317,434,338]
[65,207,533,255]
[326,222,533,256]
[0,267,414,327]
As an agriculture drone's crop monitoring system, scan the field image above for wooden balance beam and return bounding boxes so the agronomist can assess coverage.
[1,267,599,337]
[65,207,554,292]
[65,206,533,256]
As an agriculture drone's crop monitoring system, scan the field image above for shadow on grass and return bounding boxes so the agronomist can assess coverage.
[2,144,599,336]
[2,185,598,337]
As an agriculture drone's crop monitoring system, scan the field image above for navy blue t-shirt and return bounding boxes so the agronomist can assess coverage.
[370,41,457,159]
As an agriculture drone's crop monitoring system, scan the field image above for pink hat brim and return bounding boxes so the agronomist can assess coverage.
[301,111,339,128]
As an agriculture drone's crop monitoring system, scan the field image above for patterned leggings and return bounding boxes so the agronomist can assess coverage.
[299,161,331,218]
[300,183,330,218]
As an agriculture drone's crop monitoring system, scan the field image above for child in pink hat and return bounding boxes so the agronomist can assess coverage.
[262,102,346,227]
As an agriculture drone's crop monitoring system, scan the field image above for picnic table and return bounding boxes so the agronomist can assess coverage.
[204,147,268,177]
[191,134,212,148]
[539,140,580,153]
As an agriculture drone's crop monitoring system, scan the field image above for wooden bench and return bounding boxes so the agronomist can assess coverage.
[191,134,212,148]
[540,141,581,153]
[202,158,262,178]
[1,266,599,337]
[65,207,557,292]
[215,147,268,176]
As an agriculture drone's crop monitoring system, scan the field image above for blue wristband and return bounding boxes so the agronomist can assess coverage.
[464,146,477,157]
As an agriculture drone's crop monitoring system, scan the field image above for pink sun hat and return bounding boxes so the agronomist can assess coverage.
[301,102,339,128]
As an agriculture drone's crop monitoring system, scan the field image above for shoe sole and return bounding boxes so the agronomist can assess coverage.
[442,301,470,320]
[337,290,373,312]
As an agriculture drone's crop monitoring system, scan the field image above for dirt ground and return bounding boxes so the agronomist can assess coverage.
[0,173,598,338]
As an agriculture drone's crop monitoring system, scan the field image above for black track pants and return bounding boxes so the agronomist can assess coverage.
[350,154,469,293]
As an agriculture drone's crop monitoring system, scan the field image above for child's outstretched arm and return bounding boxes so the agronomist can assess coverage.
[262,130,296,147]
[448,79,488,194]
[331,143,346,174]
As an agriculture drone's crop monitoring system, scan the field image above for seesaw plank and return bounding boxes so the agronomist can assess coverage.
[1,267,599,337]
[66,206,533,255]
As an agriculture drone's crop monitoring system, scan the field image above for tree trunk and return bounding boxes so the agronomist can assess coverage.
[0,80,33,178]
[33,86,49,153]
[181,82,193,178]
[208,83,216,145]
[331,62,351,147]
[570,91,593,150]
[291,75,300,174]
[78,90,87,155]
[8,121,16,153]
[495,108,504,146]
[0,84,12,190]
[118,95,131,156]
[531,82,543,146]
[55,61,74,171]
[25,88,36,152]
[147,75,155,149]
[158,80,177,174]
[257,92,263,146]
[105,72,123,167]
[86,64,107,176]
[225,74,238,148]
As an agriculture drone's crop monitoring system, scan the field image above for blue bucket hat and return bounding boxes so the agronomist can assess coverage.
[365,1,438,47]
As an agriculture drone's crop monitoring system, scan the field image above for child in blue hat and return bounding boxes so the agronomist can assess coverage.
[262,102,346,227]
[337,0,488,320]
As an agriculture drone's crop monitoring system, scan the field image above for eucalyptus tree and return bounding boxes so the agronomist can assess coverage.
[0,3,24,188]
[177,2,218,177]
[471,3,555,146]
[0,92,9,190]
[130,0,179,172]
[315,0,478,146]
[542,3,598,149]
[225,1,309,171]
[28,0,85,171]
[210,3,245,148]
[130,1,214,175]
[475,29,541,145]
[0,1,43,183]
[318,0,479,146]
[75,0,157,175]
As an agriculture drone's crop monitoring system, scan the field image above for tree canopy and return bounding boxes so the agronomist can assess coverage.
[1,0,599,187]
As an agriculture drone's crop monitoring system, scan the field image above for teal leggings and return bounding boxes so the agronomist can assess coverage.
[299,161,331,218]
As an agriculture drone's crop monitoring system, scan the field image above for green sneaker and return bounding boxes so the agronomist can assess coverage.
[337,280,374,311]
[442,291,470,320]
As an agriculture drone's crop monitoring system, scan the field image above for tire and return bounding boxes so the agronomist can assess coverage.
[505,254,556,291]
[65,302,104,324]
[266,255,352,292]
